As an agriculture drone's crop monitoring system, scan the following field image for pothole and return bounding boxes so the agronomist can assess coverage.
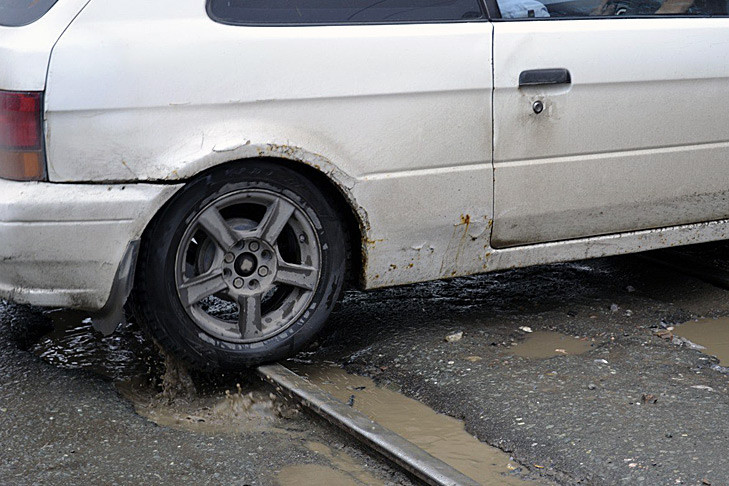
[290,363,533,485]
[277,441,385,486]
[675,317,729,365]
[30,310,300,434]
[508,331,593,359]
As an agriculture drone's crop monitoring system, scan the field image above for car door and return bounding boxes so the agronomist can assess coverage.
[490,2,729,248]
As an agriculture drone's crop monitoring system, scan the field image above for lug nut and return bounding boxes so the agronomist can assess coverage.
[233,278,244,288]
[249,241,260,252]
[224,253,235,264]
[258,266,269,277]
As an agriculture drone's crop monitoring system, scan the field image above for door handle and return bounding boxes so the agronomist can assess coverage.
[519,68,571,87]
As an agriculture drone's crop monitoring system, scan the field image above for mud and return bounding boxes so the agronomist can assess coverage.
[277,464,366,485]
[508,331,593,359]
[117,377,297,436]
[277,441,386,486]
[291,363,532,485]
[19,305,411,485]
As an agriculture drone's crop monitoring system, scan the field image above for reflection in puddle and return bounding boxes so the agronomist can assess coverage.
[509,331,592,359]
[676,317,729,365]
[291,364,530,486]
[31,310,158,380]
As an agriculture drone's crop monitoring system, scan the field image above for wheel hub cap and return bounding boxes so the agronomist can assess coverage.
[222,239,278,295]
[235,252,257,277]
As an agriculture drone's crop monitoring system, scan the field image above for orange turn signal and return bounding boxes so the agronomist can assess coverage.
[0,150,45,181]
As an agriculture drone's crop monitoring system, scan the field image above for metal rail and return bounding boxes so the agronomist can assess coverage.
[256,363,480,486]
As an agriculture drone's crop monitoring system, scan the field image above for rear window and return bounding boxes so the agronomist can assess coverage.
[0,0,60,27]
[207,0,485,25]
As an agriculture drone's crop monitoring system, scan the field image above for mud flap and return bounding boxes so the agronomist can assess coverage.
[91,240,139,336]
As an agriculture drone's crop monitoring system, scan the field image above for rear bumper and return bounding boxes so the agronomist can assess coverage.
[0,179,181,310]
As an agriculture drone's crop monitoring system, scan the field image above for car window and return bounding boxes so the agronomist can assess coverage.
[207,0,485,25]
[496,0,726,18]
[0,0,60,27]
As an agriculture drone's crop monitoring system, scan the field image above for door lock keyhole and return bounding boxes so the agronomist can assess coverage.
[532,100,544,114]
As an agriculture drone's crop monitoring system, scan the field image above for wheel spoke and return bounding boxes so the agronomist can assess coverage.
[197,205,238,250]
[275,261,317,290]
[178,270,227,307]
[256,198,296,245]
[237,294,263,338]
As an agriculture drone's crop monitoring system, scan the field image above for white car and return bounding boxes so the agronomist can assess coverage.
[2,0,729,368]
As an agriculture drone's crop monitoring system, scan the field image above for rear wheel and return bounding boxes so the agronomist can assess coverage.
[131,162,347,369]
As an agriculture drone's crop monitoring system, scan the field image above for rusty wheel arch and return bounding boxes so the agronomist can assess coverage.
[143,156,367,290]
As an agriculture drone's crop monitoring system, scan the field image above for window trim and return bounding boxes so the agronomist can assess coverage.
[489,14,729,21]
[0,0,60,27]
[485,0,729,21]
[205,0,490,27]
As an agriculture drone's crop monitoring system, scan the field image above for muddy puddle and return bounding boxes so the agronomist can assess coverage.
[291,364,531,486]
[31,309,158,380]
[508,331,592,359]
[29,310,400,485]
[675,317,729,365]
[277,441,385,486]
[30,309,537,485]
[32,310,299,435]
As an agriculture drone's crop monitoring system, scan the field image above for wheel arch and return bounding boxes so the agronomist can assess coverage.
[140,153,368,289]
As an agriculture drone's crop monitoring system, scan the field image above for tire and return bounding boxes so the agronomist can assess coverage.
[131,161,347,369]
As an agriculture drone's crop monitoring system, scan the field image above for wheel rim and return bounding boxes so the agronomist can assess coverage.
[174,189,321,344]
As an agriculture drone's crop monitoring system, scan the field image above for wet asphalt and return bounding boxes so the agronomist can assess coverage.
[0,303,411,486]
[3,242,729,485]
[315,245,729,485]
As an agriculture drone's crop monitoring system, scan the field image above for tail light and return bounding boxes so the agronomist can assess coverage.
[0,90,46,181]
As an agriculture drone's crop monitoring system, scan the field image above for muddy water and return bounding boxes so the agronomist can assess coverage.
[31,310,159,380]
[31,310,392,485]
[291,364,529,486]
[277,441,385,486]
[32,311,298,435]
[508,331,592,359]
[676,317,729,364]
[117,377,298,435]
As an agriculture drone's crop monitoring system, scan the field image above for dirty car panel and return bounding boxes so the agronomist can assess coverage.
[492,19,729,248]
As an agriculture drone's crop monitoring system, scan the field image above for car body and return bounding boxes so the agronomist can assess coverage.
[2,0,729,366]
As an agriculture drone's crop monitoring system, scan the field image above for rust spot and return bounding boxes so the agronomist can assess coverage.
[459,214,471,226]
[407,263,414,268]
[389,264,397,270]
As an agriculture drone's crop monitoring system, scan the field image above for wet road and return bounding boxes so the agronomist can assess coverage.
[4,241,729,484]
[0,304,412,485]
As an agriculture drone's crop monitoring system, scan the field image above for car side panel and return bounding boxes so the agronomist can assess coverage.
[45,0,494,288]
